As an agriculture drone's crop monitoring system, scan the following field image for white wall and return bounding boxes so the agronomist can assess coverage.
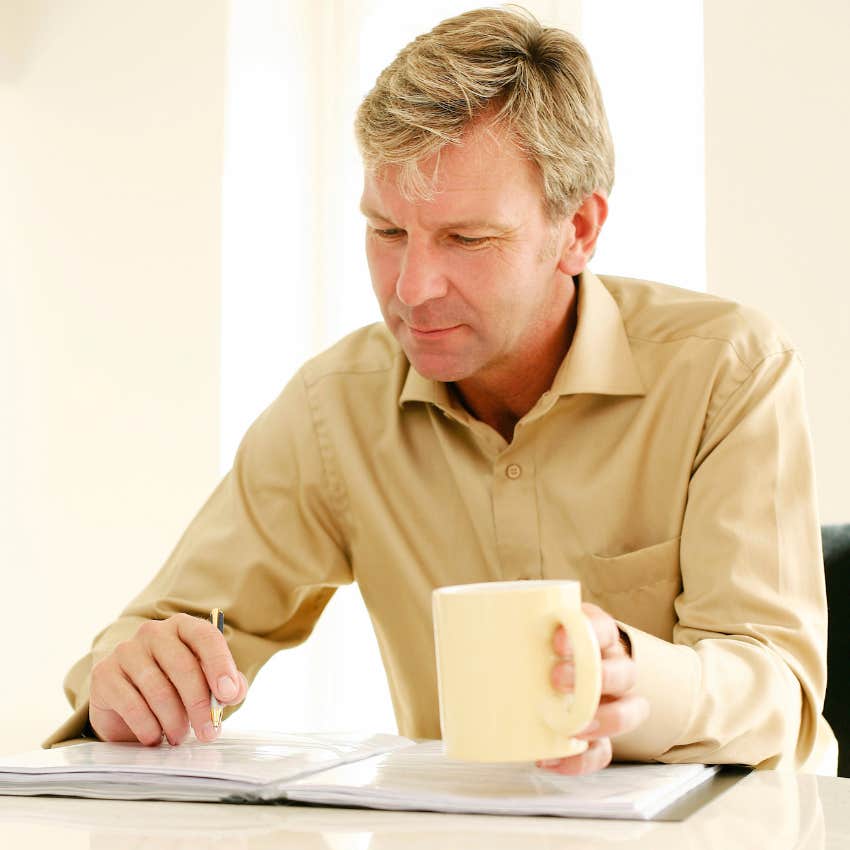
[583,0,705,291]
[0,1,227,752]
[704,0,850,523]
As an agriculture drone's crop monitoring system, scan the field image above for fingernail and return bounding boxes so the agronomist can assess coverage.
[217,675,237,700]
[539,759,561,768]
[200,723,219,742]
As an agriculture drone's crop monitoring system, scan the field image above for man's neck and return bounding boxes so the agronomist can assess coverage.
[453,283,579,443]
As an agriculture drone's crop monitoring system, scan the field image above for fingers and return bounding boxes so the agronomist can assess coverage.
[552,633,647,739]
[143,631,219,742]
[552,654,636,697]
[537,737,613,776]
[170,614,242,703]
[553,603,624,659]
[89,613,247,746]
[551,654,648,736]
[548,602,649,774]
[113,640,190,745]
[574,694,650,740]
[90,658,166,746]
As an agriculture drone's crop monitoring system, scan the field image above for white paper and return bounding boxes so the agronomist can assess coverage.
[285,741,720,819]
[0,731,413,800]
[0,734,719,818]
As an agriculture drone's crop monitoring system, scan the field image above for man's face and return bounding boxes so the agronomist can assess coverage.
[360,123,573,385]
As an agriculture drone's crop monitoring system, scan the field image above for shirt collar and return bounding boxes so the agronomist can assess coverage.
[399,268,645,411]
[549,268,645,398]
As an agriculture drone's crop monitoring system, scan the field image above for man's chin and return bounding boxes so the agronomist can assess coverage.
[389,324,481,382]
[405,352,475,383]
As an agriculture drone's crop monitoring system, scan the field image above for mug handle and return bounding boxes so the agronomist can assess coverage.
[540,606,603,739]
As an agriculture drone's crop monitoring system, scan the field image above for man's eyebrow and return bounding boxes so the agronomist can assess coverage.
[437,218,515,233]
[359,204,513,233]
[359,203,392,221]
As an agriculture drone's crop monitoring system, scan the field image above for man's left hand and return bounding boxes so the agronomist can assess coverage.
[538,602,649,775]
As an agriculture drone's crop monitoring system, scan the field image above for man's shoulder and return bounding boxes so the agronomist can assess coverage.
[300,322,407,388]
[598,273,795,369]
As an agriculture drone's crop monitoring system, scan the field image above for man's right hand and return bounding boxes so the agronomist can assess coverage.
[89,614,248,746]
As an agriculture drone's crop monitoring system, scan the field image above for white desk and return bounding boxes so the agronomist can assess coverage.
[1,771,848,849]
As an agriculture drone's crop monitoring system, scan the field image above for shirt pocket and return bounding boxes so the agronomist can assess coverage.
[581,536,682,641]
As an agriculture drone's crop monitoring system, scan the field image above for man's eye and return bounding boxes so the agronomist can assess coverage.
[373,228,404,239]
[452,235,489,247]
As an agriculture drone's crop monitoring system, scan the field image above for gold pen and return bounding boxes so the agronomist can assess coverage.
[209,608,225,728]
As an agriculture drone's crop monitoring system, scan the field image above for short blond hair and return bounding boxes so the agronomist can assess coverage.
[355,6,614,220]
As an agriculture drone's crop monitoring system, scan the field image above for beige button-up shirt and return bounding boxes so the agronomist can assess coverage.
[48,269,835,771]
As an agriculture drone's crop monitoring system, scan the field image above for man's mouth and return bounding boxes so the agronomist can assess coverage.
[407,324,461,339]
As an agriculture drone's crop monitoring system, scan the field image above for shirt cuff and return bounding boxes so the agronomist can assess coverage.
[42,701,92,749]
[612,622,700,762]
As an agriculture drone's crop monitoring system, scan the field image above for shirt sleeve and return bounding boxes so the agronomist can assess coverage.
[44,370,354,748]
[612,350,830,769]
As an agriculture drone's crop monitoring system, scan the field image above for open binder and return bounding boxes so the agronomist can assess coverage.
[0,732,722,821]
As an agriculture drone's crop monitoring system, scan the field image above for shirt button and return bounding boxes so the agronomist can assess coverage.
[506,463,522,480]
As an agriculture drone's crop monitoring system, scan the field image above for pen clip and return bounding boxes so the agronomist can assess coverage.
[209,608,225,728]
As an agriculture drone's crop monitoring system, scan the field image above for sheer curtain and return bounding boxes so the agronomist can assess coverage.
[220,0,704,734]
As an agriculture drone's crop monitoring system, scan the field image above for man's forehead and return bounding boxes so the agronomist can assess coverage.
[360,131,540,226]
[359,178,518,231]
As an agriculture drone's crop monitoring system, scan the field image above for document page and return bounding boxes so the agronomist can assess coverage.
[0,732,413,801]
[285,740,720,819]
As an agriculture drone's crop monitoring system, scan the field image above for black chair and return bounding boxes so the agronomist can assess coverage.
[823,524,850,777]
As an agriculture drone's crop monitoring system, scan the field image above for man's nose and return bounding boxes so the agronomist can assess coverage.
[395,239,448,307]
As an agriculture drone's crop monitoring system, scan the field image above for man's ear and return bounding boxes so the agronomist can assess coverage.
[557,192,609,276]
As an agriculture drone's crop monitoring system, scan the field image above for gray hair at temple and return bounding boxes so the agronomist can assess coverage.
[354,5,615,221]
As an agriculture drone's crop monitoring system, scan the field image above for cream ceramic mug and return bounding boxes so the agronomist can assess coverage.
[432,580,602,762]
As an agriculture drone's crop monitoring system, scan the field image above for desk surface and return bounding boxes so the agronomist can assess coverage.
[1,770,848,849]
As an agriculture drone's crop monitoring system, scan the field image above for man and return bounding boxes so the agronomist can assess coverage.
[47,8,835,775]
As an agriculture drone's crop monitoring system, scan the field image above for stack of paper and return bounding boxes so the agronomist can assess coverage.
[0,732,409,802]
[285,741,719,819]
[0,733,719,820]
